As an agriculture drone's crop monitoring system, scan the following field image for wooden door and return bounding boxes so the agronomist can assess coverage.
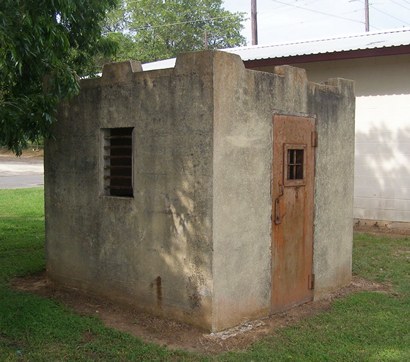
[272,114,316,313]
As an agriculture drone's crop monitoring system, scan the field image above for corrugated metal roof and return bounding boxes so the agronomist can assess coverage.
[225,27,410,61]
[142,27,410,71]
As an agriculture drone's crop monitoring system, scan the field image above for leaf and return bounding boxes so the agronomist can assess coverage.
[104,0,246,63]
[0,0,119,154]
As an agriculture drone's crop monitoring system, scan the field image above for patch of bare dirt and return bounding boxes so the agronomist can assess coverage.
[354,222,410,237]
[11,272,391,354]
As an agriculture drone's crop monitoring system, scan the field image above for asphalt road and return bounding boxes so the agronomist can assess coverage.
[0,157,44,189]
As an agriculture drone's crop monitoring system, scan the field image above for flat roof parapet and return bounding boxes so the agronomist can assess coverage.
[101,60,143,84]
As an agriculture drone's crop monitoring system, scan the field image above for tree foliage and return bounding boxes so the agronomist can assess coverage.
[0,0,118,154]
[107,0,246,63]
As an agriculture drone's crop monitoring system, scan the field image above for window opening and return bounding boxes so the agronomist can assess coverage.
[287,149,304,180]
[103,128,133,197]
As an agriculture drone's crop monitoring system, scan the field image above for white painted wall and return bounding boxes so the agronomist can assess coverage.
[355,94,410,222]
[257,54,410,222]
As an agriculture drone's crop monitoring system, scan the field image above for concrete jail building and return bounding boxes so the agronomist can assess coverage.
[45,50,355,332]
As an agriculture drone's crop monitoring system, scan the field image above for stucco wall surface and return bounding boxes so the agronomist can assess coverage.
[46,50,355,332]
[45,56,215,329]
[307,78,355,296]
[210,56,355,329]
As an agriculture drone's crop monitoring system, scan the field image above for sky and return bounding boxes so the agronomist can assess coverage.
[222,0,410,45]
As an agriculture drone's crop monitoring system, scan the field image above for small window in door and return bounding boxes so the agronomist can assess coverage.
[103,127,133,197]
[288,149,304,180]
[284,144,306,186]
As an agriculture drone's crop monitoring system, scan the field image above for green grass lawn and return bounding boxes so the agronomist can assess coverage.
[0,188,409,361]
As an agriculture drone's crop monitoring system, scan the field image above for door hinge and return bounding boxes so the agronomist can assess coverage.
[308,274,315,290]
[311,131,318,148]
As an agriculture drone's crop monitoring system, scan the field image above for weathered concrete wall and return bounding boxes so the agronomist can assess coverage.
[46,50,354,332]
[307,78,355,297]
[212,53,273,331]
[210,54,354,330]
[45,57,215,329]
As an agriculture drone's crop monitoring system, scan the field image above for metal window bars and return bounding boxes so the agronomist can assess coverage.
[103,128,133,197]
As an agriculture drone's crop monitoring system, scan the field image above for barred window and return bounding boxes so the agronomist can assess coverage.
[103,128,133,197]
[287,149,304,180]
[284,144,306,187]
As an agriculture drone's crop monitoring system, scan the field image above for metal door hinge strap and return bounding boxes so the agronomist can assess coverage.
[308,274,315,290]
[311,131,318,147]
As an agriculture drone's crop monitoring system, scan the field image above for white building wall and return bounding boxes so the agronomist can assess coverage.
[257,54,410,222]
[355,94,410,222]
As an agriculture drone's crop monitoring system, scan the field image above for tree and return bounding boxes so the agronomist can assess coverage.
[106,0,246,63]
[0,0,118,154]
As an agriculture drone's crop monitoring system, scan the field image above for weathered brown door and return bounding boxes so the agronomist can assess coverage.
[272,114,316,313]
